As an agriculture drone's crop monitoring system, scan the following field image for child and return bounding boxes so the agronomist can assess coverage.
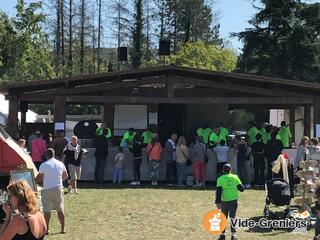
[315,181,320,240]
[215,164,244,240]
[214,140,229,178]
[113,147,125,184]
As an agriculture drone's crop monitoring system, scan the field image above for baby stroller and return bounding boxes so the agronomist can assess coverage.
[263,178,291,218]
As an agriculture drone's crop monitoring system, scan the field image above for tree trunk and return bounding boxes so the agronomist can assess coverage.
[68,0,73,75]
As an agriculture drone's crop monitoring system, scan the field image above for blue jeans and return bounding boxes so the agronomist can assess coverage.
[176,162,186,185]
[113,167,123,184]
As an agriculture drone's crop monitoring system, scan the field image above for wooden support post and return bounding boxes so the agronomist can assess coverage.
[314,99,320,137]
[20,102,27,138]
[289,107,295,142]
[304,105,311,137]
[54,96,66,130]
[8,96,19,137]
[103,103,114,129]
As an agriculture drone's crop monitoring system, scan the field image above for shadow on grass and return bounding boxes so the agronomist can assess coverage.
[76,181,268,192]
[77,181,215,191]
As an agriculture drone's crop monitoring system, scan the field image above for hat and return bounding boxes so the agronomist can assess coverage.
[223,163,232,173]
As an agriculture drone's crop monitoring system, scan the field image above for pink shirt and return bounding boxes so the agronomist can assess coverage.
[31,138,47,162]
[146,143,162,161]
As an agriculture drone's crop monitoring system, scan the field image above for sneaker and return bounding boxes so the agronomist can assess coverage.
[129,181,137,186]
[218,234,226,240]
[231,235,238,240]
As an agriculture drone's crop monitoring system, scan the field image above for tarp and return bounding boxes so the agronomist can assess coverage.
[0,126,38,176]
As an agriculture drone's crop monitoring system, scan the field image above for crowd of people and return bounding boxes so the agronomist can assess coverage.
[17,119,314,189]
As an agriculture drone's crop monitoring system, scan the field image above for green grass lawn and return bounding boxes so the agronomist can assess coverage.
[45,183,313,240]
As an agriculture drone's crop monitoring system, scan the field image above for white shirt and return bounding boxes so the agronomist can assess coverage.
[39,158,67,190]
[214,146,229,163]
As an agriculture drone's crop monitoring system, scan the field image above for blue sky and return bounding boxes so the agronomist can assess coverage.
[0,0,318,52]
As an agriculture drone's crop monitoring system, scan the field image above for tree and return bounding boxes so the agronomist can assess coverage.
[0,0,54,84]
[158,0,221,52]
[131,0,144,68]
[168,41,237,72]
[235,0,320,82]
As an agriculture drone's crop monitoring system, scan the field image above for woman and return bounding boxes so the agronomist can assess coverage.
[0,180,47,239]
[176,136,189,187]
[294,136,309,169]
[191,136,207,187]
[146,136,162,186]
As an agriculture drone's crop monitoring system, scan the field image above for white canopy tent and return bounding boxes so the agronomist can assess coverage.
[0,94,38,125]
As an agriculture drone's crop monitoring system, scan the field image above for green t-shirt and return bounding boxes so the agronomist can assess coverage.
[203,128,212,144]
[120,131,136,148]
[142,130,153,144]
[95,127,112,139]
[219,127,229,141]
[278,126,292,148]
[197,128,204,137]
[247,127,259,145]
[261,130,271,144]
[217,173,242,202]
[209,132,219,146]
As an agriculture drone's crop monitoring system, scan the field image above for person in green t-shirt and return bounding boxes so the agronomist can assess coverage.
[95,122,112,139]
[120,128,136,149]
[141,128,153,147]
[247,121,259,146]
[197,123,212,145]
[215,164,244,240]
[278,121,292,148]
[209,128,219,149]
[219,125,229,142]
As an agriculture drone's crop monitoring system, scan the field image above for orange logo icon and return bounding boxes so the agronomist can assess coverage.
[203,210,227,235]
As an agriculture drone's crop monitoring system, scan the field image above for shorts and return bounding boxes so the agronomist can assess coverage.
[42,187,64,212]
[68,164,81,180]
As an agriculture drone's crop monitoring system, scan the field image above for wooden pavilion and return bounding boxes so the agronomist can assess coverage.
[0,65,319,142]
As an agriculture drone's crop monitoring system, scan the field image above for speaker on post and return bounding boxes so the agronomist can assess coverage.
[118,47,128,62]
[159,40,170,56]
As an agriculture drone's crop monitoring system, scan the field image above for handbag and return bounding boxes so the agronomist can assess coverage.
[199,143,209,164]
[178,145,192,166]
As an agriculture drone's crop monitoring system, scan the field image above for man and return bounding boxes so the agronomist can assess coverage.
[95,122,112,140]
[120,128,136,149]
[36,148,68,234]
[251,133,266,186]
[50,130,68,161]
[247,121,259,146]
[197,123,212,146]
[214,140,229,178]
[265,131,284,180]
[219,124,229,142]
[163,133,178,186]
[141,127,153,148]
[278,121,292,148]
[94,127,109,183]
[209,128,219,149]
[63,136,85,194]
[215,164,244,240]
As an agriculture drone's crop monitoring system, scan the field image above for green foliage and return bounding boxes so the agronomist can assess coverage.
[235,0,320,82]
[168,41,237,72]
[0,0,54,84]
